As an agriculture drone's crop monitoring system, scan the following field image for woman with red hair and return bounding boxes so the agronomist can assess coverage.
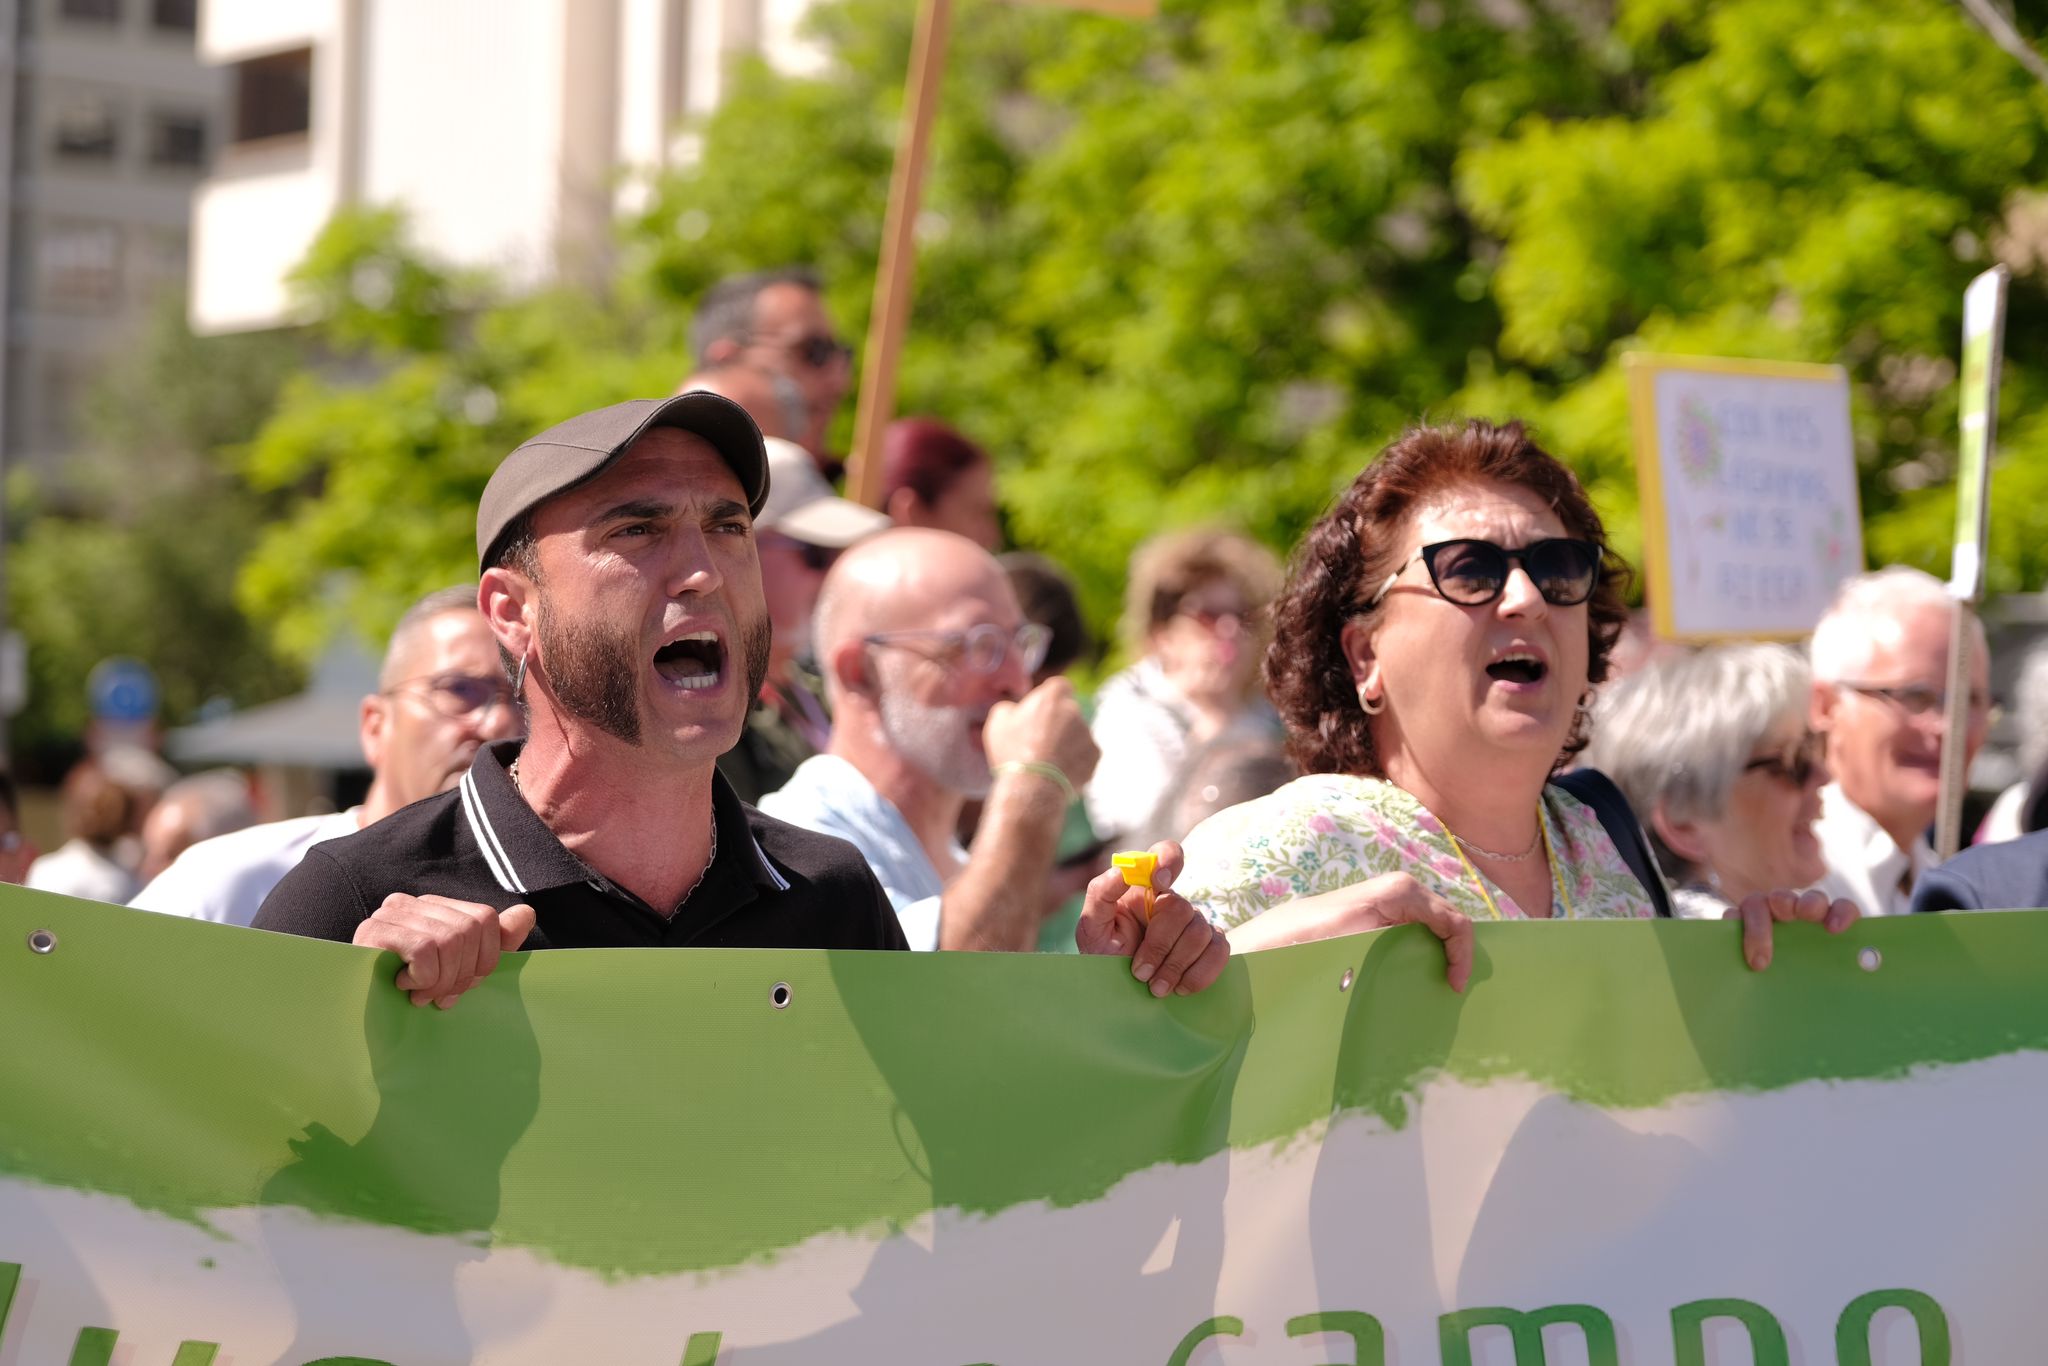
[881,418,1002,551]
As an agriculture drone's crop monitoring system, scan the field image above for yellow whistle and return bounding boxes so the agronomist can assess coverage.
[1112,851,1158,921]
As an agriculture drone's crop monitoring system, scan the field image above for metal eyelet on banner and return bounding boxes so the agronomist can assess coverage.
[1857,947,1882,973]
[26,928,56,955]
[1339,968,1354,991]
[770,981,792,1009]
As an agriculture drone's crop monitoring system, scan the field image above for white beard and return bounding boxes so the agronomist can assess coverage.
[876,686,993,798]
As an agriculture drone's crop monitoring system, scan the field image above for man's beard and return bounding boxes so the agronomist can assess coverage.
[534,594,773,749]
[876,671,993,797]
[536,594,643,745]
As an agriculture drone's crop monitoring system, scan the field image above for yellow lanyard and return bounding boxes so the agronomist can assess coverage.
[1445,802,1577,920]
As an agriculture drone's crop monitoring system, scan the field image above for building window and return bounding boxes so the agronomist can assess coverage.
[51,93,119,162]
[58,0,120,23]
[231,48,312,145]
[147,110,205,168]
[130,227,187,307]
[37,222,123,313]
[151,0,195,31]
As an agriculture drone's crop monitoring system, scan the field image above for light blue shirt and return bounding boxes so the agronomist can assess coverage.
[760,755,955,951]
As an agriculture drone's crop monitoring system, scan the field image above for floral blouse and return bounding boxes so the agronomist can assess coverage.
[1179,773,1657,929]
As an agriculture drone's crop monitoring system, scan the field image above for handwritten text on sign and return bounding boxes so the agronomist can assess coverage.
[1627,356,1862,640]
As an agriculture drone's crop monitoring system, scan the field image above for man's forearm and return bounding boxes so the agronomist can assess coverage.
[937,770,1068,951]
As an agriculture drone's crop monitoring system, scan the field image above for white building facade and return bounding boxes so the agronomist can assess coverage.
[191,0,826,334]
[2,0,223,472]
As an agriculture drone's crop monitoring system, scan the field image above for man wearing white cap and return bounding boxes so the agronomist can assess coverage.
[718,437,892,802]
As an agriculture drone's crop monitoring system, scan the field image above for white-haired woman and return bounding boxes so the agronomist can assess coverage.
[1582,643,1828,917]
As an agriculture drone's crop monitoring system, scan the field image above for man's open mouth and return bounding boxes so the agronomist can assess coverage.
[653,632,724,691]
[1485,652,1548,685]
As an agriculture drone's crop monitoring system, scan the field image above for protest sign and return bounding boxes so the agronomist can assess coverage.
[1936,267,2010,859]
[1948,266,2009,603]
[3,891,2043,1363]
[1625,355,1861,641]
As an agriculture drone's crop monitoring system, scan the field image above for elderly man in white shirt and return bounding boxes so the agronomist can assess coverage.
[1808,567,1991,916]
[130,586,525,926]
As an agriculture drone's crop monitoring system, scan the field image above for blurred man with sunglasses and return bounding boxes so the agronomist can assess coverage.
[1809,566,1992,916]
[718,437,892,802]
[132,587,525,926]
[691,268,853,469]
[766,529,1219,982]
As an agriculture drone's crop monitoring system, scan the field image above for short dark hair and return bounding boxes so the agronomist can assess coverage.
[1265,418,1631,778]
[690,267,825,366]
[999,551,1091,678]
[488,511,540,580]
[60,760,131,847]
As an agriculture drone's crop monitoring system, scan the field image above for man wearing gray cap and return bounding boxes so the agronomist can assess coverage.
[253,394,911,1000]
[718,436,892,803]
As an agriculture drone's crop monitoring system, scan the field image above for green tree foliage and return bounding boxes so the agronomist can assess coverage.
[245,0,2048,657]
[6,294,304,757]
[237,212,685,662]
[1459,0,2048,588]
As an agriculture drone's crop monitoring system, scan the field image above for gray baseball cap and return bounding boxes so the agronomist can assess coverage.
[476,393,769,569]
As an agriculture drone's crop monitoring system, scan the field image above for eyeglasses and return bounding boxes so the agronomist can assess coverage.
[1835,681,1994,719]
[1369,538,1603,609]
[752,332,853,370]
[388,672,519,718]
[1742,731,1826,787]
[863,622,1052,676]
[1175,598,1251,635]
[761,532,841,574]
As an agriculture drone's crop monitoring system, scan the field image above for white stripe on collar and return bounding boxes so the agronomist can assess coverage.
[751,830,790,891]
[460,769,527,895]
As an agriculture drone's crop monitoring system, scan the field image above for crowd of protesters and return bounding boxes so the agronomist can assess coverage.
[6,264,2031,1005]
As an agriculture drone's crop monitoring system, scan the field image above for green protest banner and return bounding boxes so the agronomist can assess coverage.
[2,888,2043,1363]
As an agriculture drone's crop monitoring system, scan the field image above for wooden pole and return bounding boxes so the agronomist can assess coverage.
[844,0,954,509]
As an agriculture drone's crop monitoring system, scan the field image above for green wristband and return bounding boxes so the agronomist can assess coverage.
[993,759,1077,805]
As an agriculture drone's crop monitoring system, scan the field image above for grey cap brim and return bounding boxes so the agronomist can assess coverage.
[477,392,769,569]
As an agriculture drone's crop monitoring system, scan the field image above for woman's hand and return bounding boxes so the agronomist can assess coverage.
[1724,887,1860,970]
[1076,841,1231,997]
[1225,872,1474,992]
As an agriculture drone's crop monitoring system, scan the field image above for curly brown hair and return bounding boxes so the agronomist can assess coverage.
[1264,418,1632,778]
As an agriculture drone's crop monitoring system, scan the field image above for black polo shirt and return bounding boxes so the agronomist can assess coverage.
[251,741,907,950]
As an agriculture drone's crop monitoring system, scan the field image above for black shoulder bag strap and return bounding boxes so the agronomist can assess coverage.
[1549,767,1674,918]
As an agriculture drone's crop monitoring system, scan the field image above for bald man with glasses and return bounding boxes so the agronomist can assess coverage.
[764,529,1221,986]
[762,528,1100,952]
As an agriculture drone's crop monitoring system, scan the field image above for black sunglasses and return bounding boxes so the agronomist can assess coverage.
[761,532,840,573]
[793,334,854,369]
[1743,731,1825,787]
[1370,538,1603,609]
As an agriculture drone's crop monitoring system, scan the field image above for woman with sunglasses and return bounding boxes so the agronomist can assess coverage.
[1084,420,1853,976]
[1581,644,1829,917]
